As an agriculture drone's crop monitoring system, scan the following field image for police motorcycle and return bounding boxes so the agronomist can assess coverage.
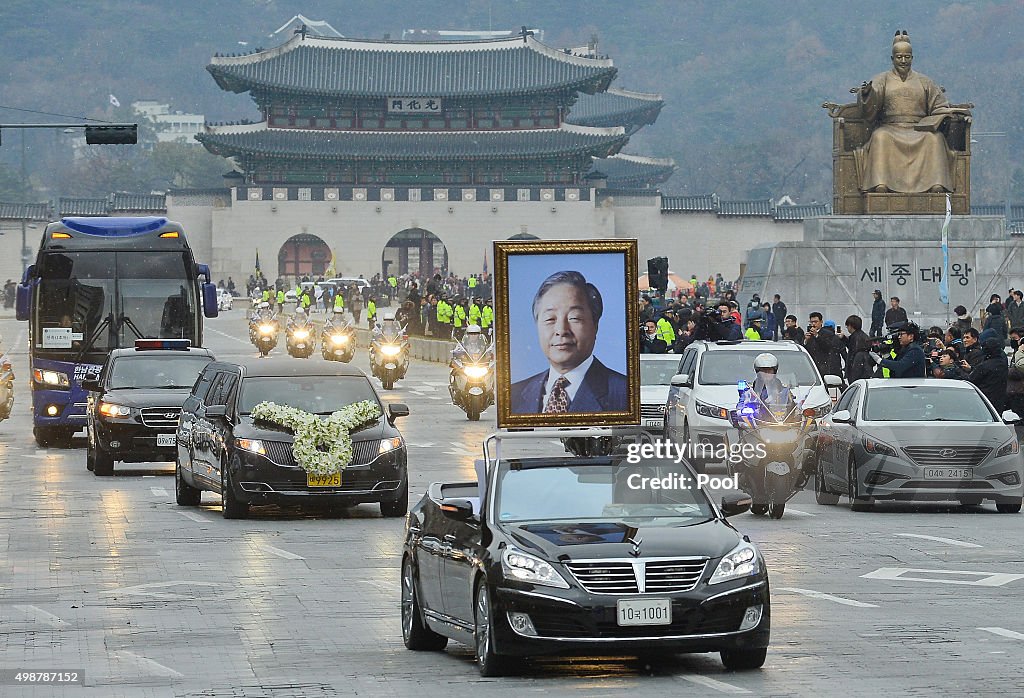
[728,353,815,520]
[250,303,280,358]
[285,308,316,359]
[0,345,14,422]
[320,311,356,363]
[448,324,494,421]
[369,313,409,390]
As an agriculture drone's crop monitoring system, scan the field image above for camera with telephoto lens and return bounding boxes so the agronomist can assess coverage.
[870,330,899,355]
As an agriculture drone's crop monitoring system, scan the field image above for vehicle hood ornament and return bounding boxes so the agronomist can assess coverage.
[627,536,642,557]
[939,448,958,458]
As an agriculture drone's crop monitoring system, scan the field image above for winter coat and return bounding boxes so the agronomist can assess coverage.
[844,329,874,383]
[967,341,1009,412]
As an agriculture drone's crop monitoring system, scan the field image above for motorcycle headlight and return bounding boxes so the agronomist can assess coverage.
[708,540,761,585]
[996,438,1019,458]
[862,436,898,457]
[98,402,131,419]
[463,365,489,379]
[292,329,309,340]
[380,344,401,356]
[695,400,730,420]
[33,368,70,388]
[501,548,569,589]
[330,334,349,345]
[259,324,275,334]
[236,438,267,456]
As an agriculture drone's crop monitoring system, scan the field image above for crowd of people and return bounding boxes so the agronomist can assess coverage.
[640,288,1024,416]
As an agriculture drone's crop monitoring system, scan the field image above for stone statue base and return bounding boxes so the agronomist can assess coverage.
[863,192,969,215]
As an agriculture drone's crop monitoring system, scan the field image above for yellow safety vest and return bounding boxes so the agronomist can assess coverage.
[468,276,477,288]
[276,290,285,304]
[334,295,345,311]
[657,317,676,344]
[744,327,762,341]
[454,305,467,328]
[367,301,376,319]
[388,276,397,288]
[481,306,493,328]
[301,293,311,308]
[469,304,481,324]
[261,289,270,302]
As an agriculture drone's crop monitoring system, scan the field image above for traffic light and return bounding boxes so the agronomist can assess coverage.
[647,256,669,295]
[85,125,137,145]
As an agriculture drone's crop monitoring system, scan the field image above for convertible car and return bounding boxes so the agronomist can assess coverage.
[401,455,770,676]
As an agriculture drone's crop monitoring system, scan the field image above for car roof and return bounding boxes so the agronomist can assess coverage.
[224,357,369,379]
[859,378,977,390]
[640,354,681,362]
[700,340,804,352]
[108,347,215,360]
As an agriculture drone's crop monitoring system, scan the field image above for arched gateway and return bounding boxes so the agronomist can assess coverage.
[382,228,448,277]
[279,234,331,277]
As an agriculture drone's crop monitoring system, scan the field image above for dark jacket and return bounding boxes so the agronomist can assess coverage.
[956,315,973,333]
[884,306,908,329]
[782,325,805,344]
[962,342,985,370]
[967,340,1009,412]
[1007,301,1024,329]
[843,329,874,383]
[871,298,885,327]
[510,358,628,414]
[641,334,669,354]
[880,341,927,378]
[772,301,787,327]
[983,304,1008,340]
[806,327,843,379]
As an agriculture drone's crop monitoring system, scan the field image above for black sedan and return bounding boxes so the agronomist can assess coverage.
[175,358,409,519]
[84,340,215,476]
[402,456,769,676]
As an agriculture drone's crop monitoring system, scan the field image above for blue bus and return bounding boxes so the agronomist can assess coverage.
[16,217,218,447]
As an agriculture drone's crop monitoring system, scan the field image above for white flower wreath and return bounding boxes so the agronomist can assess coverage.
[250,400,383,475]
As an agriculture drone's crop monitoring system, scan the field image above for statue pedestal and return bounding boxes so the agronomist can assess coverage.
[864,192,968,216]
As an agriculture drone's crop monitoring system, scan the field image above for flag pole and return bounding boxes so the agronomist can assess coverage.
[939,194,951,326]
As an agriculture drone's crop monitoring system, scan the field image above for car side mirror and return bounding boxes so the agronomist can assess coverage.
[81,378,101,392]
[824,374,843,388]
[440,497,477,522]
[670,373,691,388]
[388,403,410,423]
[205,405,227,419]
[720,492,752,517]
[831,409,852,424]
[1001,410,1021,424]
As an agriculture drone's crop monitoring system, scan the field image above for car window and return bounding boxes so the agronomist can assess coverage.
[640,359,681,386]
[680,347,697,378]
[863,385,995,422]
[238,375,381,415]
[192,367,217,402]
[209,373,238,407]
[699,350,820,386]
[108,355,213,389]
[834,386,859,414]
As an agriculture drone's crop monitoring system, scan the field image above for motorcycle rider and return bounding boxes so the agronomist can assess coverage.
[745,353,794,414]
[287,306,310,333]
[451,324,492,366]
[371,311,410,377]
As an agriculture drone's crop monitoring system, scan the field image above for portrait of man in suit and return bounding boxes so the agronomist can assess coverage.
[509,270,629,414]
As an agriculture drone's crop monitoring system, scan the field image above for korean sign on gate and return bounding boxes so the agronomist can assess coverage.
[387,98,442,113]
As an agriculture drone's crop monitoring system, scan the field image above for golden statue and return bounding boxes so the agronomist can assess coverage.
[824,31,973,214]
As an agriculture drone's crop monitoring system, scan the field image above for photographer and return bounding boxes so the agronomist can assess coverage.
[804,313,843,378]
[641,319,669,354]
[923,326,946,375]
[781,314,805,343]
[960,328,985,370]
[943,325,964,359]
[870,322,926,378]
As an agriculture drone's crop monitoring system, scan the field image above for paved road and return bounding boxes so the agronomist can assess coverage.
[0,310,1021,697]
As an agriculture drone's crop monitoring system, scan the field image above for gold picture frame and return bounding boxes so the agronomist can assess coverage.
[493,238,640,429]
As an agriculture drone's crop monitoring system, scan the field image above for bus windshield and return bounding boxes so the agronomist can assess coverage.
[34,250,197,358]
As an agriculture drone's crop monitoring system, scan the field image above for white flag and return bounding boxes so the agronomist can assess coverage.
[109,94,120,107]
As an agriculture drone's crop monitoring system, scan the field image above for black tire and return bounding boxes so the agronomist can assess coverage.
[86,442,95,472]
[769,501,786,519]
[751,502,768,516]
[996,498,1022,514]
[720,647,767,671]
[93,443,114,476]
[848,456,873,512]
[474,580,509,677]
[220,458,249,519]
[958,496,983,507]
[175,463,202,506]
[380,482,409,518]
[401,557,448,651]
[467,408,481,421]
[383,378,394,391]
[33,426,55,449]
[815,460,840,505]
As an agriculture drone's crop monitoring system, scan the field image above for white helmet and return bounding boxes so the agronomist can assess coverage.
[465,324,482,334]
[753,353,779,371]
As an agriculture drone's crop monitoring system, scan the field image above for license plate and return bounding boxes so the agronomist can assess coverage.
[385,363,397,369]
[307,472,342,487]
[156,434,176,447]
[617,598,671,626]
[644,419,661,427]
[766,461,790,475]
[924,467,973,480]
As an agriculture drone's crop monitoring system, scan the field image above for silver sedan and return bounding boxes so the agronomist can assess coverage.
[813,378,1023,513]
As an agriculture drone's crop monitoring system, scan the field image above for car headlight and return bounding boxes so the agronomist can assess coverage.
[292,329,309,340]
[463,365,489,379]
[501,548,569,589]
[330,334,349,345]
[862,436,898,457]
[235,438,266,456]
[33,368,70,388]
[807,402,832,419]
[98,402,131,419]
[708,540,761,585]
[380,344,401,356]
[378,436,403,455]
[996,438,1019,458]
[695,400,730,420]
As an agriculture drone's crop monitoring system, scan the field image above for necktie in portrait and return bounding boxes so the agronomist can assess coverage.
[544,376,570,413]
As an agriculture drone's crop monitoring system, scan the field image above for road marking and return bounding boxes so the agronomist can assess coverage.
[778,587,878,608]
[862,568,1024,587]
[445,446,479,457]
[101,580,221,600]
[786,508,816,517]
[25,454,51,460]
[678,674,751,694]
[871,568,1024,587]
[150,487,169,498]
[979,627,1024,641]
[205,326,251,346]
[111,650,183,678]
[177,510,212,524]
[257,544,305,560]
[13,604,68,628]
[895,533,982,548]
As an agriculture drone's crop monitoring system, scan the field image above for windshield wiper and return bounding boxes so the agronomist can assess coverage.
[118,314,146,341]
[74,313,113,363]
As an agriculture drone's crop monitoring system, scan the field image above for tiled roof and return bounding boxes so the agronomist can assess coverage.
[773,203,830,221]
[972,203,1024,219]
[567,87,665,129]
[589,153,675,187]
[59,198,108,216]
[208,33,616,98]
[717,199,774,217]
[661,194,717,212]
[197,123,628,161]
[0,202,51,220]
[110,193,166,212]
[1009,221,1024,236]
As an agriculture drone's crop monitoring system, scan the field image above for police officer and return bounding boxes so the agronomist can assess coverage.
[275,287,286,312]
[452,297,468,341]
[469,297,482,327]
[367,296,378,328]
[333,289,345,316]
[387,273,398,300]
[467,274,478,293]
[480,298,494,339]
[656,312,676,346]
[744,316,764,341]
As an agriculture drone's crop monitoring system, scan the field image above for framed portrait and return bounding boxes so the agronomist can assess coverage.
[493,239,640,429]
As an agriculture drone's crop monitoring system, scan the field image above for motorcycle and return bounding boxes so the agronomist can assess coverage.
[253,316,280,357]
[370,322,409,390]
[286,319,316,359]
[0,352,14,421]
[321,315,356,363]
[449,340,494,421]
[728,379,815,520]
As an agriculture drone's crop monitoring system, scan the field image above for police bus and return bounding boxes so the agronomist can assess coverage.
[16,217,218,447]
